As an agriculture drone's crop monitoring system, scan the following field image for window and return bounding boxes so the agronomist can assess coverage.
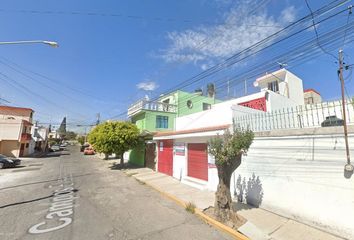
[26,143,29,148]
[268,81,279,92]
[156,115,168,129]
[305,97,314,104]
[203,103,211,111]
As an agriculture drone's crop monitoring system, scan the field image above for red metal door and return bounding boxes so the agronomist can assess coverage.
[158,140,173,176]
[188,143,208,181]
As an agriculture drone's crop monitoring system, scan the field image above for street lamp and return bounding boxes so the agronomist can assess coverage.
[0,40,59,47]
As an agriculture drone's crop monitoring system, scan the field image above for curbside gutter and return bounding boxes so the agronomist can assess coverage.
[128,173,250,240]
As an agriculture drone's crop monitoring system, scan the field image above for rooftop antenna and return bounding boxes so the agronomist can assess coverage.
[277,62,288,69]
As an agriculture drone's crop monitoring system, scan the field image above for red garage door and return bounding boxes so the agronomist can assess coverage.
[158,140,173,176]
[188,143,208,181]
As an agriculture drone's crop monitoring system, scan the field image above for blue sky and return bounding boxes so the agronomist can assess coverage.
[0,0,353,130]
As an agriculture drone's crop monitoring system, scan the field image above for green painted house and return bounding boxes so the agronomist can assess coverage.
[127,90,219,167]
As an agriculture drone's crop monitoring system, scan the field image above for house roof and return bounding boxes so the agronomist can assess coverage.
[0,106,34,116]
[154,124,231,137]
[304,89,321,96]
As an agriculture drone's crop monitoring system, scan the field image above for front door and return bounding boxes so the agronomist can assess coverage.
[158,140,173,176]
[188,143,208,181]
[145,143,156,170]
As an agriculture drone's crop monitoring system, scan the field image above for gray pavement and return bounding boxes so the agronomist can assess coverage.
[0,147,232,240]
[127,168,346,240]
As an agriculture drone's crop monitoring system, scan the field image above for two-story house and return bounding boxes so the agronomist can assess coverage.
[0,106,34,157]
[127,90,219,168]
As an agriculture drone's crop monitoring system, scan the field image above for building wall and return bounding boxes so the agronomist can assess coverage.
[304,91,322,104]
[286,71,305,106]
[206,133,354,239]
[145,111,176,132]
[177,91,217,117]
[131,112,146,131]
[0,120,22,141]
[0,140,20,157]
[177,98,262,131]
[266,90,300,112]
[129,141,145,166]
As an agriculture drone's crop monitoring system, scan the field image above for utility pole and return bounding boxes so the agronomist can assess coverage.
[338,49,353,172]
[227,80,230,99]
[244,79,247,95]
[96,113,100,126]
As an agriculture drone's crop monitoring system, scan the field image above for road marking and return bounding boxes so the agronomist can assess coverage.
[28,174,78,234]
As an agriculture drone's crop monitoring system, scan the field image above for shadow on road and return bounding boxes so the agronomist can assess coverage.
[0,189,79,209]
[109,163,142,171]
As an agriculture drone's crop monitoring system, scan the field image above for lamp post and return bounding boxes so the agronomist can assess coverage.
[0,40,59,47]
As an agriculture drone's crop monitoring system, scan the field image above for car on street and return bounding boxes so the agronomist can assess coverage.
[83,147,95,155]
[321,115,344,127]
[0,154,21,169]
[50,144,61,152]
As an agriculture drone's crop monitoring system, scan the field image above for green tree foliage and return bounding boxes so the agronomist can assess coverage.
[209,128,254,223]
[88,121,140,165]
[77,136,85,145]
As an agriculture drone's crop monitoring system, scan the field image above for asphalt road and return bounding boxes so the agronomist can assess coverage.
[0,146,232,240]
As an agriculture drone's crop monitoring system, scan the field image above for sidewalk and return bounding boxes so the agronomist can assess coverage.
[124,168,345,240]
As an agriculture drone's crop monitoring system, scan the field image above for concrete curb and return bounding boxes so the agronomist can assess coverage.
[127,172,250,240]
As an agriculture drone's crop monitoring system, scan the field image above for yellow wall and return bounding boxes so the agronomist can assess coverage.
[0,140,20,157]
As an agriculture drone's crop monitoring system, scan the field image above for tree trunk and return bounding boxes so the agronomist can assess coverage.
[214,155,242,222]
[104,153,108,160]
[120,153,124,167]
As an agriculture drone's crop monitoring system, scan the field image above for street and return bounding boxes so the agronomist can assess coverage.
[0,146,231,240]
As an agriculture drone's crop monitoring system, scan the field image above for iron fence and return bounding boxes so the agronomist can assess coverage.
[234,99,354,132]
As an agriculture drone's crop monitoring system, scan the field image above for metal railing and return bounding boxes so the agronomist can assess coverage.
[127,100,177,117]
[234,99,354,132]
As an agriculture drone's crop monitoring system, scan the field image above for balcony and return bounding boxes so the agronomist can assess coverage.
[21,133,32,141]
[128,100,177,117]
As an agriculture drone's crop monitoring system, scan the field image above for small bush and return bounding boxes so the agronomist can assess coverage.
[185,202,196,214]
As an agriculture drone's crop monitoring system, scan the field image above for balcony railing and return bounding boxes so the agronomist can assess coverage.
[128,100,177,117]
[21,133,32,141]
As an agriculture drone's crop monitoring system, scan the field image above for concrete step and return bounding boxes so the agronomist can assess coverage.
[181,176,208,190]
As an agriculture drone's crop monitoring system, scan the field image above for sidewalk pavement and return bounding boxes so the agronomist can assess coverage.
[124,168,345,240]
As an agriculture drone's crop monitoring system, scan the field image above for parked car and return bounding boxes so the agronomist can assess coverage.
[80,144,90,152]
[321,116,344,127]
[83,147,95,155]
[50,144,61,152]
[0,154,21,169]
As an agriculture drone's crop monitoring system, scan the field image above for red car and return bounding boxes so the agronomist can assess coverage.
[83,147,95,155]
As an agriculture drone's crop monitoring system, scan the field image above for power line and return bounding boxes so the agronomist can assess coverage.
[304,0,338,60]
[0,8,283,28]
[106,1,353,120]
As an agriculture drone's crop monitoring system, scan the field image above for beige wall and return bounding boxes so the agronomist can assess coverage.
[0,119,22,141]
[304,91,322,104]
[0,140,20,157]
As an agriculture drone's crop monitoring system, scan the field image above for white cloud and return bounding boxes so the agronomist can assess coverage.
[158,2,297,67]
[136,81,159,91]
